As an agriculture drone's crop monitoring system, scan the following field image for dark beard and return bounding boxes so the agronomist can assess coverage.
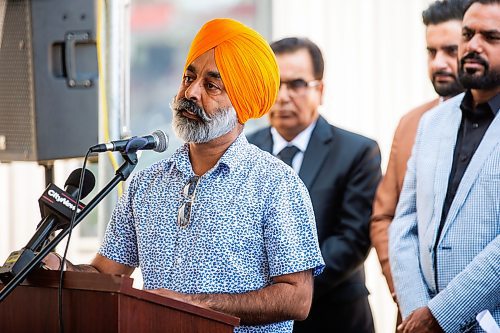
[459,52,500,90]
[432,75,463,97]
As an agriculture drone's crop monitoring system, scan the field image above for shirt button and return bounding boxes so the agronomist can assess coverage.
[472,123,479,128]
[176,257,182,265]
[460,154,468,162]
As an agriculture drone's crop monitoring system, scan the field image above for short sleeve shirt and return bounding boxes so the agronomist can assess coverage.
[99,133,325,333]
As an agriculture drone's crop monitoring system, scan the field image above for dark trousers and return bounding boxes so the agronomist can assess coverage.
[293,296,375,333]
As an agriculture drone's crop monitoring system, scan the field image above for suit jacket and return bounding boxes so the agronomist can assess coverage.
[371,98,439,294]
[248,116,381,304]
[389,93,500,333]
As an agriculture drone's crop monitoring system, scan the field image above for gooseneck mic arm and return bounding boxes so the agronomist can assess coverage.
[0,151,140,302]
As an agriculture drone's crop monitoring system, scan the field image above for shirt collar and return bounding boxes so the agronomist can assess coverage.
[167,133,248,177]
[167,143,192,177]
[270,120,317,156]
[217,132,249,172]
[489,92,500,116]
[460,90,499,121]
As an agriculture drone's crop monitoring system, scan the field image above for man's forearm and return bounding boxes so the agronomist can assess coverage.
[188,282,306,325]
[149,270,313,325]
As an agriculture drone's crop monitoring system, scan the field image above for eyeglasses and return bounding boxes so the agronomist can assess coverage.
[177,176,200,228]
[279,79,320,96]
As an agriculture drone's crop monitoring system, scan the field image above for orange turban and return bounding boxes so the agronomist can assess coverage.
[184,18,279,124]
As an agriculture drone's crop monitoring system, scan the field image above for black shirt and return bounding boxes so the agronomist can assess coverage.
[441,91,500,223]
[433,90,499,290]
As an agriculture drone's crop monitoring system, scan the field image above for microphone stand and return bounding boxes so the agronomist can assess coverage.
[0,151,139,302]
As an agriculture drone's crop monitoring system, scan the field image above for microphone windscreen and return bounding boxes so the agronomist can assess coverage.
[152,129,168,153]
[65,168,96,199]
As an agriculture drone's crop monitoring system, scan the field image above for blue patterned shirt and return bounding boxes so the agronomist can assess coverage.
[99,133,325,333]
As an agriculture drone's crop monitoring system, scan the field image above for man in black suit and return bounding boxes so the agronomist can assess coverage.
[248,37,381,333]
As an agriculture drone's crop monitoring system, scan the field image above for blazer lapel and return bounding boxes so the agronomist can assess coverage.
[432,102,462,241]
[440,111,500,238]
[299,116,333,189]
[251,128,273,154]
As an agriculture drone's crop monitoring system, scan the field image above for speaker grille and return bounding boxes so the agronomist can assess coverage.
[0,0,36,161]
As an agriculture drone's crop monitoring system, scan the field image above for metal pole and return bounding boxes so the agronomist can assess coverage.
[97,0,130,239]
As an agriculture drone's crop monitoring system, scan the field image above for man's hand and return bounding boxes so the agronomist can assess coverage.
[397,307,443,333]
[41,252,63,270]
[146,289,207,308]
[41,253,128,274]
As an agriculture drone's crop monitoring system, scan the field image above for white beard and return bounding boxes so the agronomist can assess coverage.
[171,103,238,143]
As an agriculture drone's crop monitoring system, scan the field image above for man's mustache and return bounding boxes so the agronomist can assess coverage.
[460,52,489,70]
[432,70,456,80]
[172,98,212,122]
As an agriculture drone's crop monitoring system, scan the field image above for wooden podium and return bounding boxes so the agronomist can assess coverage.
[0,270,239,332]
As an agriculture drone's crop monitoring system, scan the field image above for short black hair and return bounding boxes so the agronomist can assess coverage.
[463,0,500,13]
[270,37,325,80]
[422,0,465,26]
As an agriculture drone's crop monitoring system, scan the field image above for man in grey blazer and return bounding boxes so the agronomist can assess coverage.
[248,37,381,333]
[389,1,500,332]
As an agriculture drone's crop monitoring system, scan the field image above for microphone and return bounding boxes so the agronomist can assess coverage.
[36,168,96,230]
[0,168,96,283]
[89,129,168,153]
[63,167,96,199]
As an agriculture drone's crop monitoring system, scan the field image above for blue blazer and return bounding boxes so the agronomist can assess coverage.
[389,93,500,333]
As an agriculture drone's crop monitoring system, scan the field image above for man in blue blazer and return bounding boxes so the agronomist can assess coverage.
[248,37,381,333]
[389,1,500,332]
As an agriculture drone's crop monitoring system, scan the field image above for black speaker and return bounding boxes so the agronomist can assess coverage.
[0,0,98,162]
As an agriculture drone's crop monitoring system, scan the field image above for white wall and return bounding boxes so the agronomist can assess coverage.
[0,162,45,259]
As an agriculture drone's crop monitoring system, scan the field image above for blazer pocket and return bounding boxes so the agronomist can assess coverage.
[470,177,500,223]
[479,151,500,179]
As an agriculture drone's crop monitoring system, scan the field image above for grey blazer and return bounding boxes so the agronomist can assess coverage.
[389,93,500,332]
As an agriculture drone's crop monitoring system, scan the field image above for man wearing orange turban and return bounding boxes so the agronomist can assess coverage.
[44,18,324,333]
[183,18,279,124]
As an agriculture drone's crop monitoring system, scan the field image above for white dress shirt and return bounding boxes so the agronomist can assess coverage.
[270,120,317,173]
